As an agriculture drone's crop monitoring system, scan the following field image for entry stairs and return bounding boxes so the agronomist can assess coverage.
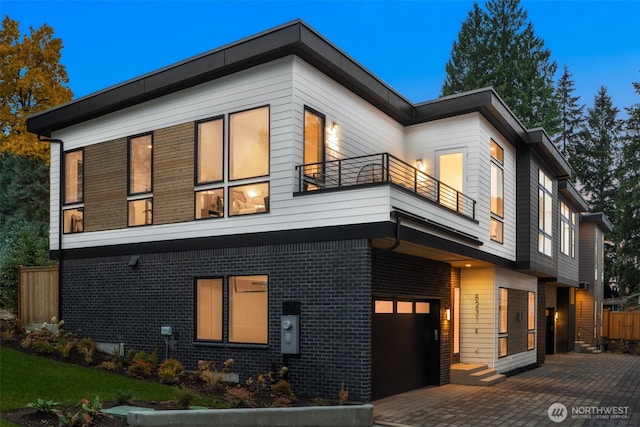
[450,363,505,386]
[574,341,602,354]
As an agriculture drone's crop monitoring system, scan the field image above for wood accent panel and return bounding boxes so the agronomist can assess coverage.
[154,122,195,224]
[84,138,127,231]
[18,266,58,324]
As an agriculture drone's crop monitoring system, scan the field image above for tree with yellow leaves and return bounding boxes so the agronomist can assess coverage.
[0,15,73,161]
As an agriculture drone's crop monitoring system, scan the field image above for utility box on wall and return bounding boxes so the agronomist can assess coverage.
[281,301,301,355]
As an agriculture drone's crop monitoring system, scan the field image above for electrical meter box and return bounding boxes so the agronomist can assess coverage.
[281,315,299,354]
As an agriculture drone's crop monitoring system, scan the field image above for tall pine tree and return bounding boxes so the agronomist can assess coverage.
[573,86,623,290]
[555,65,584,159]
[614,77,640,296]
[442,0,559,134]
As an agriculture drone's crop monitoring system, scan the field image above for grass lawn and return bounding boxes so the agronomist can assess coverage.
[0,346,210,412]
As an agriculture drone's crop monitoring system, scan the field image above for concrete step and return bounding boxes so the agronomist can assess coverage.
[479,373,506,386]
[574,341,601,354]
[450,363,505,386]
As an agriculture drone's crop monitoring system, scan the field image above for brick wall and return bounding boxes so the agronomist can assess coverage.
[372,251,452,385]
[60,239,374,401]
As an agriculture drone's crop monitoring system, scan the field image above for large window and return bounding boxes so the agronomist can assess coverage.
[538,170,553,256]
[498,288,508,357]
[490,140,504,243]
[560,202,576,258]
[63,150,84,233]
[229,106,269,181]
[229,275,268,344]
[436,150,464,212]
[303,107,325,178]
[128,134,153,226]
[195,275,269,344]
[196,117,224,184]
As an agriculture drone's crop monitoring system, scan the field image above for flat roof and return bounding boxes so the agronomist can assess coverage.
[26,19,571,177]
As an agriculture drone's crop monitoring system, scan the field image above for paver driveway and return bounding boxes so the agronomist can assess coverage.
[373,352,640,426]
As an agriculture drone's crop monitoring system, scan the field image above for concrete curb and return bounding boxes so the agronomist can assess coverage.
[127,404,374,426]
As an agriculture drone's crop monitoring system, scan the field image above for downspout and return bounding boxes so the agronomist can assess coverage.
[38,135,64,321]
[374,214,401,255]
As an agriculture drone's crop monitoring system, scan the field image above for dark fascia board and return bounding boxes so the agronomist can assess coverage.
[27,18,559,164]
[559,180,589,212]
[413,88,530,145]
[526,128,572,180]
[28,19,415,136]
[580,212,614,233]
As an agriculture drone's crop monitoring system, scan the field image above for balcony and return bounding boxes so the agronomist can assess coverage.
[295,153,476,221]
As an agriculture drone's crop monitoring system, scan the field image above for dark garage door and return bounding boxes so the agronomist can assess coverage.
[372,298,440,399]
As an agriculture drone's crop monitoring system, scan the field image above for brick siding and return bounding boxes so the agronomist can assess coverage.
[60,239,374,401]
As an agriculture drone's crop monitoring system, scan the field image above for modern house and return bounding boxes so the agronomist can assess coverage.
[27,20,609,401]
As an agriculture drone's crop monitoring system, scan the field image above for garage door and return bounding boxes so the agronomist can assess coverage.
[372,299,440,399]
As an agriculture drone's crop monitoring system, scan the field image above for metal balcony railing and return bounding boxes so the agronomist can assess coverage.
[295,153,476,221]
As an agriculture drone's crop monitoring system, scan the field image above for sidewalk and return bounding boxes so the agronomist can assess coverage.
[373,352,640,426]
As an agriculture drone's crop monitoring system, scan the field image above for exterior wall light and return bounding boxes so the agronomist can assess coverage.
[416,158,424,171]
[445,308,451,321]
[327,122,339,153]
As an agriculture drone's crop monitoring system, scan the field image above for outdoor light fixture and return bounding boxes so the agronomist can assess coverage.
[446,308,451,321]
[327,122,340,152]
[555,311,559,321]
[128,255,139,267]
[416,158,424,170]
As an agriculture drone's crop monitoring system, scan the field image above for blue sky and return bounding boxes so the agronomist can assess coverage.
[3,0,639,116]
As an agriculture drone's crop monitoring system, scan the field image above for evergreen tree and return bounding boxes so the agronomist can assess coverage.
[574,86,622,218]
[442,0,559,133]
[0,15,73,161]
[554,65,584,159]
[573,86,623,290]
[614,77,640,295]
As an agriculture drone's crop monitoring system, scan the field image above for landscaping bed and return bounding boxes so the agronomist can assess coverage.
[0,318,354,426]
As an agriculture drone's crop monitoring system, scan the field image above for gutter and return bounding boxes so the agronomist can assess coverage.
[38,135,64,321]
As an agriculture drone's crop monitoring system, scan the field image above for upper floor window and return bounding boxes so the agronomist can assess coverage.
[63,150,84,234]
[64,149,83,204]
[303,107,325,179]
[196,117,224,184]
[436,150,464,212]
[538,170,553,256]
[128,134,153,226]
[560,202,576,258]
[229,106,269,181]
[490,140,504,243]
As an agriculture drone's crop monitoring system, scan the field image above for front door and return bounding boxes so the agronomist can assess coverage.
[546,307,555,354]
[372,299,440,399]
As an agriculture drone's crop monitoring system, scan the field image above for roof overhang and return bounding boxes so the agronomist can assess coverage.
[559,180,589,212]
[580,212,614,232]
[26,19,571,178]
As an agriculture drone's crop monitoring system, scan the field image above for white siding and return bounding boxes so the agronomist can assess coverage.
[460,268,496,367]
[291,58,405,163]
[460,268,537,371]
[49,144,61,251]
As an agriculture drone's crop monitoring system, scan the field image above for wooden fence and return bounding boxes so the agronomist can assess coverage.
[18,266,59,324]
[603,309,640,340]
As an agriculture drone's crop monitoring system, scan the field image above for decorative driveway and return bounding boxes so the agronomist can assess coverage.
[373,352,640,426]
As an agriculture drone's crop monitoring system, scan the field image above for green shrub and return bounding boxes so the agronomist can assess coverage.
[158,358,185,384]
[127,358,153,378]
[174,387,197,409]
[31,339,55,355]
[27,398,60,414]
[114,389,134,405]
[76,338,97,364]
